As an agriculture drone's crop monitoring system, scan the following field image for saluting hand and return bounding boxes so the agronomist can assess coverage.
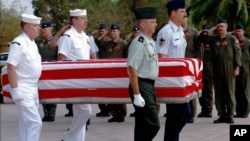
[233,66,240,77]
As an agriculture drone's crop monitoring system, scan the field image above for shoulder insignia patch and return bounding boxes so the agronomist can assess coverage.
[138,36,144,43]
[62,34,70,37]
[11,42,20,46]
[159,38,165,47]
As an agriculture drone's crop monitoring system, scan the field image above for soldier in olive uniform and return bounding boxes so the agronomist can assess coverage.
[211,17,242,124]
[182,11,199,123]
[197,24,214,118]
[98,23,128,122]
[36,22,57,122]
[234,23,250,118]
[92,23,111,117]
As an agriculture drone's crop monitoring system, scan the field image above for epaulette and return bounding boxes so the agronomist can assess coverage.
[62,34,70,37]
[11,42,21,46]
[138,36,144,43]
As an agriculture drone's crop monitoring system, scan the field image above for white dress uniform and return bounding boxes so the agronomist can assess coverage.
[58,26,93,141]
[7,33,42,141]
[156,20,187,57]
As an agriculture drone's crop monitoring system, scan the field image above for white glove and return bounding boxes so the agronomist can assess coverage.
[10,87,24,101]
[133,94,145,107]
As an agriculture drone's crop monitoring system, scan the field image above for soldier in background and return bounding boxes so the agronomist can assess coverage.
[182,11,199,123]
[234,23,250,118]
[197,24,214,118]
[125,25,140,44]
[36,21,58,122]
[211,17,241,124]
[92,23,111,117]
[98,23,128,122]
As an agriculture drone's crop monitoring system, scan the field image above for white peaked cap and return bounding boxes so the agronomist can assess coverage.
[70,9,87,16]
[21,14,42,24]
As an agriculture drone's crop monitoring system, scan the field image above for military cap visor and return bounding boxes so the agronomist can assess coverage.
[134,7,156,20]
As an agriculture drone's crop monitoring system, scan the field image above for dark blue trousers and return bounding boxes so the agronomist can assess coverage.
[164,103,191,141]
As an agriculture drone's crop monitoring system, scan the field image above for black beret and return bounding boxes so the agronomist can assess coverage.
[134,7,156,20]
[217,17,227,24]
[110,23,120,30]
[202,24,210,30]
[166,0,185,10]
[41,21,52,28]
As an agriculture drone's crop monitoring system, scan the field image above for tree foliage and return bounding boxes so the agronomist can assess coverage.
[0,0,26,52]
[31,0,168,37]
[2,0,250,52]
[188,0,249,31]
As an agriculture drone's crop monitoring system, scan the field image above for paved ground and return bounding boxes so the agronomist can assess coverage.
[1,101,250,141]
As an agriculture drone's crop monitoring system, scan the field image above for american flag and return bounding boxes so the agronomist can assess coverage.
[1,58,203,104]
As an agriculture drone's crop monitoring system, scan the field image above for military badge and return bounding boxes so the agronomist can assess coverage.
[114,45,121,51]
[240,43,245,47]
[40,42,44,47]
[221,41,228,46]
[108,47,113,52]
[138,36,144,43]
[205,44,210,48]
[159,38,165,47]
[216,41,220,46]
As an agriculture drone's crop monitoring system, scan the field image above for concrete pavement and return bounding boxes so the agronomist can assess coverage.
[1,102,250,141]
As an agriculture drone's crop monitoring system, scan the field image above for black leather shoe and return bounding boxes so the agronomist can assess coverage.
[187,117,194,123]
[42,116,55,122]
[130,112,135,117]
[108,117,118,122]
[234,114,242,118]
[242,114,249,118]
[116,118,125,122]
[197,112,212,118]
[227,117,234,124]
[96,111,111,117]
[164,113,167,117]
[234,114,249,118]
[65,112,73,117]
[213,116,227,123]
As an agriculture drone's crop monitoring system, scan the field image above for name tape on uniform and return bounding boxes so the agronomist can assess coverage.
[230,125,250,141]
